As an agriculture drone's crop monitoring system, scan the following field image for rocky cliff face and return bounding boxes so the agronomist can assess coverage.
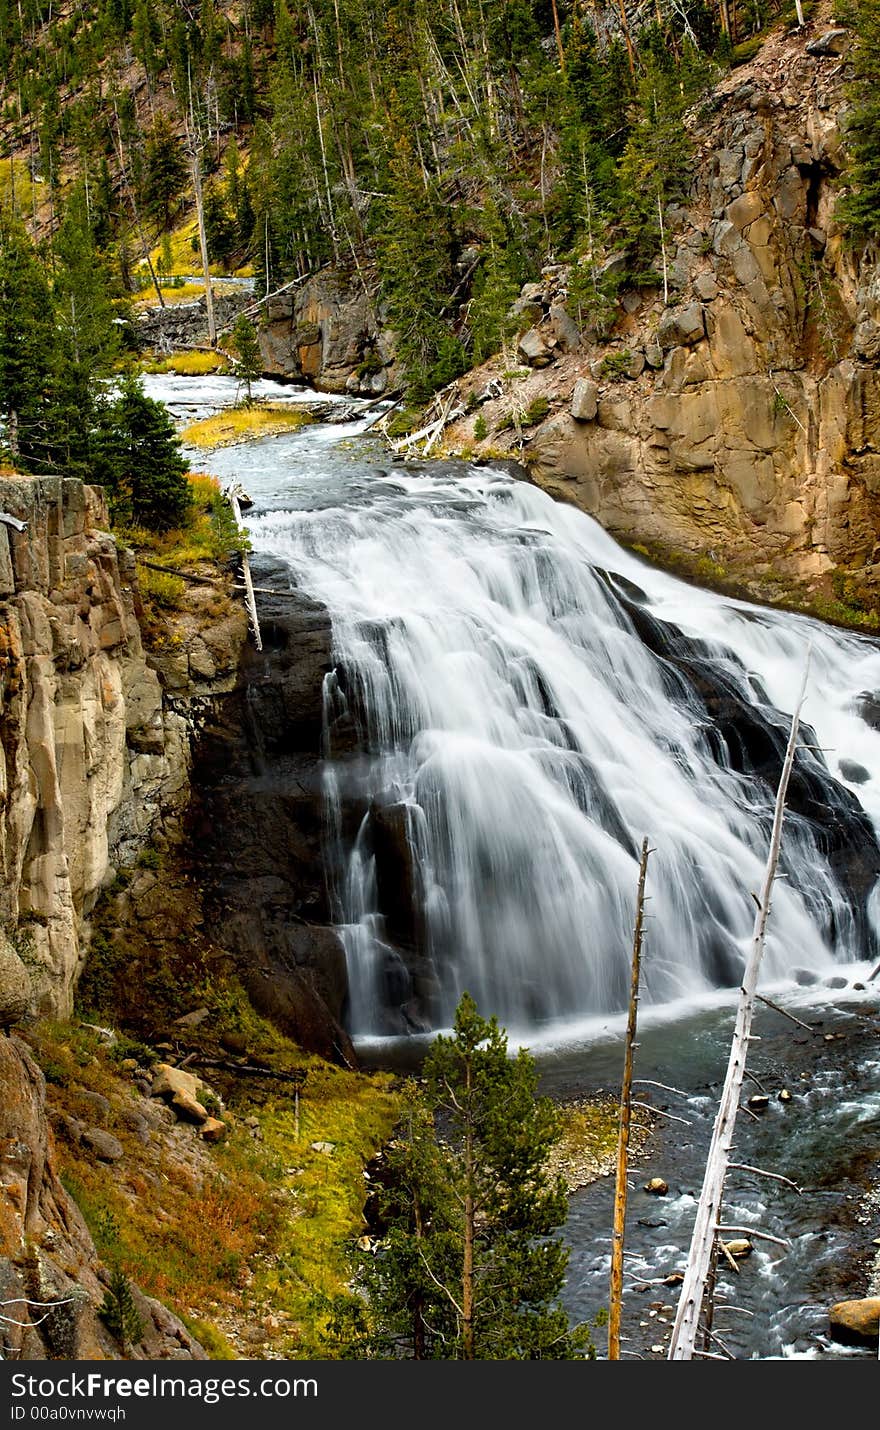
[0,1025,206,1360]
[0,473,256,1361]
[445,18,880,614]
[0,476,243,1021]
[258,270,399,396]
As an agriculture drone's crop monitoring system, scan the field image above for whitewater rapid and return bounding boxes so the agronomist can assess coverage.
[240,460,880,1036]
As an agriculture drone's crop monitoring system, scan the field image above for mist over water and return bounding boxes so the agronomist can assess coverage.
[245,462,880,1038]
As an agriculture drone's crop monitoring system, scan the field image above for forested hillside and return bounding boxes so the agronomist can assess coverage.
[2,0,864,401]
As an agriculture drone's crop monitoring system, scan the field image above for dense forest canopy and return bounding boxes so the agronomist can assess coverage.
[0,0,876,396]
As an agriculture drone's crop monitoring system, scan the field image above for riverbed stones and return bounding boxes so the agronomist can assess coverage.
[644,1177,669,1195]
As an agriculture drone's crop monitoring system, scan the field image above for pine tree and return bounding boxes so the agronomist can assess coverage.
[142,114,188,231]
[52,185,122,474]
[335,994,591,1360]
[231,314,262,404]
[91,377,192,532]
[838,0,880,239]
[99,1268,144,1354]
[0,221,58,468]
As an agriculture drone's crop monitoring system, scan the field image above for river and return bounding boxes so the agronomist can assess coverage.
[142,371,880,1360]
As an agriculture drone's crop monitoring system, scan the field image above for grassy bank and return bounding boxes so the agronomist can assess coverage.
[141,351,232,376]
[182,405,313,450]
[28,1016,399,1359]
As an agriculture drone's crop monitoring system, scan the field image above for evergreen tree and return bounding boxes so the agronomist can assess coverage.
[142,113,188,231]
[0,221,58,468]
[375,137,464,400]
[231,315,262,404]
[468,200,520,364]
[838,0,880,239]
[91,377,191,531]
[99,1268,144,1354]
[334,994,591,1360]
[52,186,121,473]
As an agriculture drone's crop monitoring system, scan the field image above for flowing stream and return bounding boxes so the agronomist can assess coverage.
[145,373,880,1358]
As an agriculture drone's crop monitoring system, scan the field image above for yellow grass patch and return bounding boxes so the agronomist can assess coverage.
[142,350,231,376]
[182,405,313,450]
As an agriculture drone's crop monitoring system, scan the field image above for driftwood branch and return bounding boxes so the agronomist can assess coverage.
[177,1054,307,1085]
[729,1162,803,1193]
[755,992,816,1033]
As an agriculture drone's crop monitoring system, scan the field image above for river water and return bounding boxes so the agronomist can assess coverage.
[143,373,880,1359]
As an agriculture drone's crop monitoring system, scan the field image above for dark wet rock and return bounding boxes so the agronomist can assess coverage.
[856,691,880,731]
[187,586,355,1064]
[793,967,820,986]
[839,759,871,785]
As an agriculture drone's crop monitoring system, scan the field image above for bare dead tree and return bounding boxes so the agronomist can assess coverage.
[608,836,652,1359]
[667,652,811,1360]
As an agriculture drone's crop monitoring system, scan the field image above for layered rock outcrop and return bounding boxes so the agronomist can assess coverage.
[446,18,880,609]
[0,477,243,1019]
[258,269,400,396]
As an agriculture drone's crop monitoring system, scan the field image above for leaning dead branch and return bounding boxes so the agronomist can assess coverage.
[729,1163,803,1193]
[755,992,817,1032]
[667,653,810,1361]
[608,837,652,1361]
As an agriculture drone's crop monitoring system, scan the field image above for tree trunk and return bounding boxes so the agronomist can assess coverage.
[190,142,216,347]
[667,656,810,1359]
[462,1051,475,1359]
[608,837,651,1360]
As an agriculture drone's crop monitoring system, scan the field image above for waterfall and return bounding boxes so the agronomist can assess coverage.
[247,464,880,1039]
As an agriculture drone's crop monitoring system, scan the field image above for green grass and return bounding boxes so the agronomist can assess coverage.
[31,1015,400,1360]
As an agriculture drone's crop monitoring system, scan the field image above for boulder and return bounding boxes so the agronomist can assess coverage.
[151,1063,202,1102]
[173,1007,211,1029]
[644,1177,669,1196]
[170,1089,209,1124]
[81,1128,124,1163]
[806,30,850,57]
[839,759,870,785]
[657,304,705,349]
[517,327,554,367]
[571,379,599,423]
[549,305,581,354]
[0,933,33,1028]
[200,1117,227,1143]
[828,1297,880,1345]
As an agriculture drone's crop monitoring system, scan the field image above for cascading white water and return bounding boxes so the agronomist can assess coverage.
[246,463,880,1039]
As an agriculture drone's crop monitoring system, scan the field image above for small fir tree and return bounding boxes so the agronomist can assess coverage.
[231,315,262,404]
[91,377,192,532]
[334,994,591,1360]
